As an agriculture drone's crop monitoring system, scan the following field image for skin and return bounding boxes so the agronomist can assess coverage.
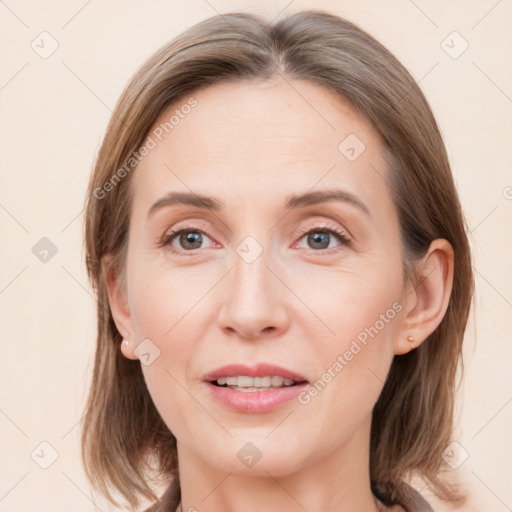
[104,77,454,512]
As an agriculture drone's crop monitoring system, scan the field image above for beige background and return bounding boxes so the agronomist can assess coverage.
[1,1,511,511]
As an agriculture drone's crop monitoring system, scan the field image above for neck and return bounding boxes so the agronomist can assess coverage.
[176,414,386,512]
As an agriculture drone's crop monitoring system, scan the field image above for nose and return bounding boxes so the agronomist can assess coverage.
[217,247,290,340]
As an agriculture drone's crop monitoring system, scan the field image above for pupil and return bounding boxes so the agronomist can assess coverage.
[309,231,329,249]
[181,231,202,249]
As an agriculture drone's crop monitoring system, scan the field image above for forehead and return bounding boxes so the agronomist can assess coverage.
[131,77,391,216]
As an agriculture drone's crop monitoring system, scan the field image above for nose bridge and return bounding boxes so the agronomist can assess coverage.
[217,234,288,338]
[233,241,271,299]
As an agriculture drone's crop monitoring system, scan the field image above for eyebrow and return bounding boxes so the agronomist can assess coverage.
[147,189,370,218]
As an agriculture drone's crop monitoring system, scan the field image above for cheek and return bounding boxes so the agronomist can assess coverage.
[291,289,400,452]
[126,260,220,402]
[291,257,403,401]
[127,267,207,435]
[289,255,402,345]
[128,259,216,341]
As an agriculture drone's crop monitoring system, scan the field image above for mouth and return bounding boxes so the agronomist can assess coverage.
[202,363,309,413]
[203,362,309,387]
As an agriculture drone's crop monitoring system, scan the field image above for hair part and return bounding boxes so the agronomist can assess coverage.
[82,10,474,509]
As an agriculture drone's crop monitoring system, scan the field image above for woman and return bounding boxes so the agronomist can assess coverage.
[81,10,474,512]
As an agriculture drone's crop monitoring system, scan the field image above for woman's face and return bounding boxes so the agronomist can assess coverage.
[114,78,414,476]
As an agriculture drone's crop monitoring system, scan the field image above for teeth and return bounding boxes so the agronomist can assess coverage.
[272,376,284,387]
[215,375,297,388]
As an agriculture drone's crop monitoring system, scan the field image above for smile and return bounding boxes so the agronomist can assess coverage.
[213,375,298,391]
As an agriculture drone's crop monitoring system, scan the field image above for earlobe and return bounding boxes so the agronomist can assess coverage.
[394,334,418,355]
[121,339,138,361]
[395,239,455,355]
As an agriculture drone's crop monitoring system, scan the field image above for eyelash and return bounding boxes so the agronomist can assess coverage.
[297,223,352,255]
[158,222,351,256]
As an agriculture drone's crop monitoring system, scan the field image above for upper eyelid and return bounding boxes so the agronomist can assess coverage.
[298,221,350,237]
[163,220,348,237]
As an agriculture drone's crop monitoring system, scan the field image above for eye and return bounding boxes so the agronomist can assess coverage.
[158,222,351,256]
[296,223,351,255]
[159,228,216,254]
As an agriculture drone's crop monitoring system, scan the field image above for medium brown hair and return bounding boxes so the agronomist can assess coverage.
[82,10,474,509]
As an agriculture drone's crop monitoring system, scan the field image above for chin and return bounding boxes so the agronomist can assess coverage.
[197,434,310,477]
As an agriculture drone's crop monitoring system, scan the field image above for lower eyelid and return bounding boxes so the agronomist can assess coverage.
[160,225,350,253]
[295,230,350,251]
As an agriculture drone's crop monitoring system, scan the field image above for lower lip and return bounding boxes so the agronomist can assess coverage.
[204,382,309,413]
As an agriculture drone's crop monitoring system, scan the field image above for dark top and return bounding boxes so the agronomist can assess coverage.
[143,480,434,511]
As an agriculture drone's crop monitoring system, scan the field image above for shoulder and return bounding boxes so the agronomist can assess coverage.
[147,479,434,512]
[142,482,180,512]
[400,485,434,511]
[373,481,434,512]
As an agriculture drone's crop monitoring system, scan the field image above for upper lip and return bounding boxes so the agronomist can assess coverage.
[203,363,309,383]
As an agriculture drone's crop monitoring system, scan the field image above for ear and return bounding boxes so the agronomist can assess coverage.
[395,239,455,355]
[102,254,138,360]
